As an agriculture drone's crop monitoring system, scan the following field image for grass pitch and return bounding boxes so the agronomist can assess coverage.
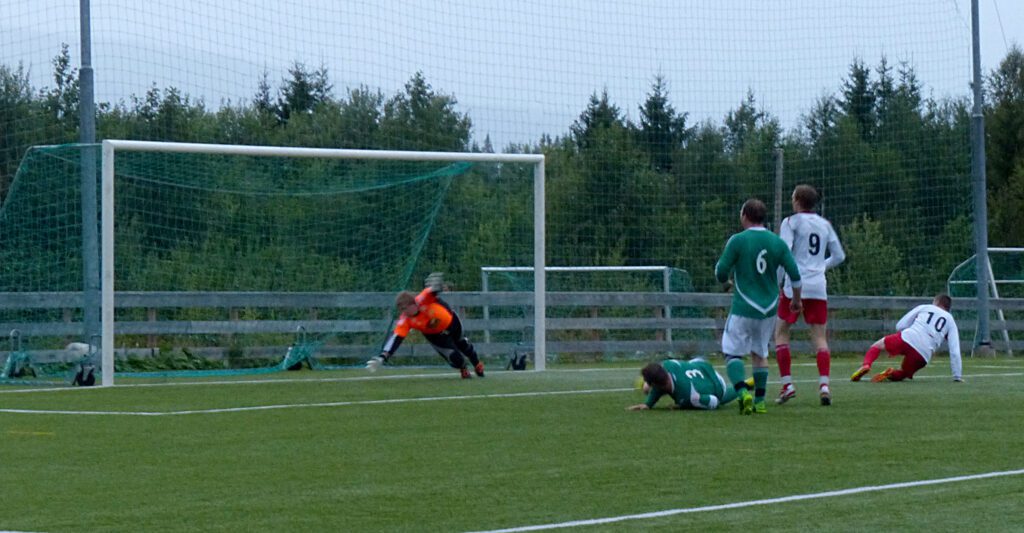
[1,357,1023,532]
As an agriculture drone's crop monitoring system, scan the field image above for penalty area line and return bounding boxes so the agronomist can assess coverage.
[467,468,1024,533]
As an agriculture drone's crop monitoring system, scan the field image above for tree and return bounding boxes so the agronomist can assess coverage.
[378,71,471,151]
[337,85,383,149]
[636,74,688,172]
[275,62,333,124]
[802,95,840,147]
[722,90,766,155]
[0,62,41,200]
[254,70,274,116]
[986,45,1024,246]
[41,43,79,139]
[570,89,623,152]
[840,59,876,140]
[830,215,910,296]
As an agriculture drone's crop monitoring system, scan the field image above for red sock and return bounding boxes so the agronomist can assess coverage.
[776,344,792,378]
[816,349,831,377]
[863,345,882,367]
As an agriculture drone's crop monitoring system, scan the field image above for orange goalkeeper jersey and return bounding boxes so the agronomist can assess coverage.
[393,287,453,336]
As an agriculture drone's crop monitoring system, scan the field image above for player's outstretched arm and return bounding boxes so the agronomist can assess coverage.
[626,404,650,411]
[947,319,963,381]
[369,332,404,371]
[365,353,389,372]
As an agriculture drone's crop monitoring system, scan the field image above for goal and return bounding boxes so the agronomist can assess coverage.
[97,140,547,385]
[947,247,1024,356]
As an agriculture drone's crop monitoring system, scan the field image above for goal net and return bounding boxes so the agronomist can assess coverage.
[0,142,545,385]
[947,248,1024,355]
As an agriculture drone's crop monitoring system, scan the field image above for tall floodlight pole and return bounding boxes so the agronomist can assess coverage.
[970,0,991,355]
[80,0,101,351]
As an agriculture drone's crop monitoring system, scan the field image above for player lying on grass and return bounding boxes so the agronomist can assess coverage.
[366,272,485,379]
[627,357,751,411]
[851,293,962,383]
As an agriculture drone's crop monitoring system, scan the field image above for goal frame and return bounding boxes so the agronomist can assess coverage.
[100,139,547,385]
[947,247,1024,357]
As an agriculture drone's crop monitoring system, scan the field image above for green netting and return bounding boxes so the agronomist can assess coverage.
[1,144,539,381]
[947,251,1024,299]
[946,250,1024,353]
[0,332,95,387]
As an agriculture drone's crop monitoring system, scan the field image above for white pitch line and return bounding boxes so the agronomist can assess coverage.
[3,370,1023,414]
[0,367,641,394]
[0,387,633,416]
[467,468,1024,533]
[0,369,494,393]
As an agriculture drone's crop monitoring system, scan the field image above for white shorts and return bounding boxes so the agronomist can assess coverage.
[721,314,774,358]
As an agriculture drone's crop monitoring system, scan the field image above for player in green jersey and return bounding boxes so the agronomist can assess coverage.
[715,198,803,415]
[627,357,739,411]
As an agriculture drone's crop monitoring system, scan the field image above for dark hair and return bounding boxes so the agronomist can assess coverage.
[741,198,767,224]
[395,291,416,309]
[792,184,819,210]
[935,293,952,311]
[641,362,670,390]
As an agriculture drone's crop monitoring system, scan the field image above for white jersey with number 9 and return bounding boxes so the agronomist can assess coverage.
[778,212,845,300]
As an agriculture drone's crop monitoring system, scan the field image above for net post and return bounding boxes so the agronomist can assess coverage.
[482,269,491,344]
[101,140,115,386]
[662,267,672,343]
[533,160,546,371]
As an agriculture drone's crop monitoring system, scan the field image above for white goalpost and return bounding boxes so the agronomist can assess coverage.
[99,139,547,385]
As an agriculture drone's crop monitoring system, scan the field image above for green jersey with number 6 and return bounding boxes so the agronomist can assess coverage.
[715,227,801,319]
[644,358,730,410]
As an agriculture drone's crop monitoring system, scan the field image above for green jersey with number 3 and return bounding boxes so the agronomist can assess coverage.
[715,227,801,319]
[644,358,728,410]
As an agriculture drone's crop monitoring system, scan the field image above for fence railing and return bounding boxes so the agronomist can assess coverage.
[1,292,1021,359]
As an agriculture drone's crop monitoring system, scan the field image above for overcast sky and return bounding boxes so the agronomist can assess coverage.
[3,0,1022,149]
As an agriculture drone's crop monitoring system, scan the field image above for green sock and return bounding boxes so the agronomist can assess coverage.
[753,367,769,402]
[726,357,747,391]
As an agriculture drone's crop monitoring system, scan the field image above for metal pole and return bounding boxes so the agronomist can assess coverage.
[533,161,546,371]
[662,267,672,343]
[970,0,992,355]
[101,141,115,386]
[481,270,491,344]
[773,148,784,232]
[79,0,101,355]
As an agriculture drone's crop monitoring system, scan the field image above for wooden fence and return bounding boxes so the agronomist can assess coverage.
[1,292,1021,360]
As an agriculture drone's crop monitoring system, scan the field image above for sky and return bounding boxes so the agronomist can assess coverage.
[2,0,1022,149]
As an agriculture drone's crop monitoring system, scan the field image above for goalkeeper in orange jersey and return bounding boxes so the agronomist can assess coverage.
[366,272,485,379]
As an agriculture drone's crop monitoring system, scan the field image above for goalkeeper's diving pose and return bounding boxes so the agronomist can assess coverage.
[627,357,743,411]
[366,273,485,379]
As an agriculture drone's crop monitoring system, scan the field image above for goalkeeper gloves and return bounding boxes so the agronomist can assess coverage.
[366,354,389,372]
[425,272,444,292]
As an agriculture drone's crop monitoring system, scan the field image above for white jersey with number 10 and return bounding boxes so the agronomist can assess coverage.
[779,212,845,300]
[897,304,962,364]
